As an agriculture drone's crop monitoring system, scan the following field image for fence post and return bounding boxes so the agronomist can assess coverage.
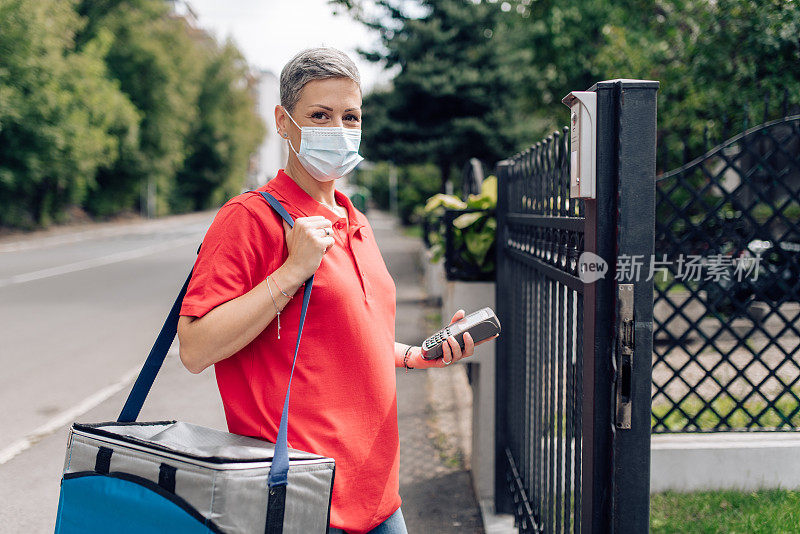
[588,79,659,532]
[580,81,614,532]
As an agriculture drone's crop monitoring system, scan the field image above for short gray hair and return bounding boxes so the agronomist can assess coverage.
[280,47,361,113]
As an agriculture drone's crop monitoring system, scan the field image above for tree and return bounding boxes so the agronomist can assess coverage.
[0,0,139,226]
[173,41,266,212]
[75,0,203,216]
[0,0,265,227]
[335,0,535,191]
[501,0,620,133]
[343,0,800,179]
[594,0,800,170]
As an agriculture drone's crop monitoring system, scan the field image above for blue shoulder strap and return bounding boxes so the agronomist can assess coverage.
[258,191,314,487]
[117,191,312,490]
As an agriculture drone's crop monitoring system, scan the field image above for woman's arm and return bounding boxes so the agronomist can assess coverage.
[394,334,474,369]
[178,215,335,374]
[178,263,306,374]
[394,309,496,370]
[394,342,413,368]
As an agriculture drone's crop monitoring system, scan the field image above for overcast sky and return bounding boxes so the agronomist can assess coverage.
[185,0,392,91]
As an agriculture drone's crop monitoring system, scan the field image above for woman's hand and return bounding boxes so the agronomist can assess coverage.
[282,216,335,282]
[410,309,500,369]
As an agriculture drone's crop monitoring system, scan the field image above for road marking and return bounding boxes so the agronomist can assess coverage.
[0,227,144,253]
[0,213,214,253]
[0,235,200,288]
[0,367,141,465]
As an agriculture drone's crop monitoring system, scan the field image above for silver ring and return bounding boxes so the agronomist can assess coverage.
[443,358,453,365]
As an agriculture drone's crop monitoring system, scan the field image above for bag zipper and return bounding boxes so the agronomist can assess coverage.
[71,428,333,472]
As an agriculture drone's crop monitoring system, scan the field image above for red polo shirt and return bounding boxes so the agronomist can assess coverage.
[180,170,400,533]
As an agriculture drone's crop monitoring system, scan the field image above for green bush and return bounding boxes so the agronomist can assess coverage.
[0,0,139,227]
[422,175,498,275]
[397,163,442,225]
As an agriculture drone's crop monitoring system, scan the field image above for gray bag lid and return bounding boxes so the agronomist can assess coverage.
[73,421,327,464]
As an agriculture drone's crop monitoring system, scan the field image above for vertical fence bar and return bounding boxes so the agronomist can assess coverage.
[574,295,583,534]
[529,260,536,526]
[495,160,513,515]
[565,286,575,534]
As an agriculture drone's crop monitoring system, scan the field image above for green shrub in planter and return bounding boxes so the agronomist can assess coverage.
[422,176,497,279]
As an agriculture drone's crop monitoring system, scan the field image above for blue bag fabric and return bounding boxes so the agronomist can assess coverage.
[56,473,221,533]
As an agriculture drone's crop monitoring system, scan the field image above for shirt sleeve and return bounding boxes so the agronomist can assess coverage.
[180,201,282,318]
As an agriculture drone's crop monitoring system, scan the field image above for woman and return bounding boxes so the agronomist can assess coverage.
[177,47,496,534]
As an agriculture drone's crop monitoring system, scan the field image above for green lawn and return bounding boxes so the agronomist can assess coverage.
[651,490,800,533]
[652,390,800,432]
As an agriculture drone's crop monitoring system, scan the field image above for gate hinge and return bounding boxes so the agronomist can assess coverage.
[615,284,634,429]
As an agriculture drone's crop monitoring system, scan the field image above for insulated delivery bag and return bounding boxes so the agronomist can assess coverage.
[55,192,335,533]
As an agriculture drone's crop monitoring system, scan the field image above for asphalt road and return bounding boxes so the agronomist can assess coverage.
[0,212,226,531]
[0,208,485,533]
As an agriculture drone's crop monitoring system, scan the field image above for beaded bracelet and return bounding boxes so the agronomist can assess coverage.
[271,275,293,299]
[403,345,415,372]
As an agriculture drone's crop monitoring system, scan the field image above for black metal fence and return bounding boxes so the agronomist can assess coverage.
[495,80,657,533]
[495,128,585,533]
[652,113,800,433]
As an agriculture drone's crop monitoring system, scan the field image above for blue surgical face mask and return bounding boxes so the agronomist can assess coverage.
[284,108,364,182]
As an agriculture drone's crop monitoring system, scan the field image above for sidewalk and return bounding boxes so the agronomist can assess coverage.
[367,208,484,533]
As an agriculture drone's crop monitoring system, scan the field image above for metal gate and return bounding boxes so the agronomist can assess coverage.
[653,111,800,434]
[494,80,658,532]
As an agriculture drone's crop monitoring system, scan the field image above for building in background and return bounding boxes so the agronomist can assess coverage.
[166,0,197,24]
[249,69,288,188]
[166,0,210,41]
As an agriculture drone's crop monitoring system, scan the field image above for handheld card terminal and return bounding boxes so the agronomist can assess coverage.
[421,307,501,360]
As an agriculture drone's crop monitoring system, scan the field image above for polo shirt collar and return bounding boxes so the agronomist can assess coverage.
[269,169,366,234]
